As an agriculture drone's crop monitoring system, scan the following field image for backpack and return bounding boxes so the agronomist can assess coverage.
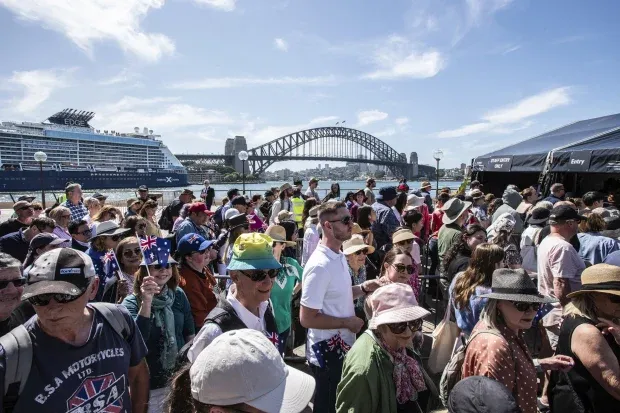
[0,303,130,403]
[158,204,174,231]
[439,329,504,407]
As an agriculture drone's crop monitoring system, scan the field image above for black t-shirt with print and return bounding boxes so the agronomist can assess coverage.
[0,304,147,413]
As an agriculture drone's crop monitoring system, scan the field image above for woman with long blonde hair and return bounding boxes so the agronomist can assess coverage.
[449,243,504,335]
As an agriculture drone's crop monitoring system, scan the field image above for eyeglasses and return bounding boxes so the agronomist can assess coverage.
[512,302,542,312]
[27,289,86,306]
[392,264,415,274]
[77,229,92,236]
[122,247,142,257]
[354,248,369,256]
[328,215,352,225]
[386,319,423,334]
[153,263,177,270]
[0,278,26,289]
[239,269,278,282]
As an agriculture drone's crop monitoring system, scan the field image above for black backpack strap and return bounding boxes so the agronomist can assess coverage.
[206,299,247,333]
[0,324,33,407]
[90,303,130,340]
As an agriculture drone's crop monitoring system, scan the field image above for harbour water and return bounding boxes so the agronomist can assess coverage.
[0,180,464,203]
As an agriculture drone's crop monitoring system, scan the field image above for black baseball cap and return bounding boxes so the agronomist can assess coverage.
[29,233,66,251]
[18,195,36,202]
[527,208,551,225]
[138,185,149,191]
[549,205,586,223]
[377,187,398,202]
[23,249,96,300]
[264,190,275,198]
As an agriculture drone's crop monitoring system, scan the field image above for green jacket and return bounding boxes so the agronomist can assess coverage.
[336,331,398,413]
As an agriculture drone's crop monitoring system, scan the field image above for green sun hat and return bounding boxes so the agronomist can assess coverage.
[227,233,282,271]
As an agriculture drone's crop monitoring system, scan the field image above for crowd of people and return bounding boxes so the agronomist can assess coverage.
[0,177,617,413]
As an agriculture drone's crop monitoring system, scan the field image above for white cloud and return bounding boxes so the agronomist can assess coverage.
[170,75,337,89]
[356,110,388,127]
[361,35,444,80]
[395,117,409,125]
[274,38,289,52]
[6,68,72,113]
[435,87,572,138]
[501,44,521,55]
[0,0,174,62]
[98,69,140,86]
[246,116,340,146]
[192,0,236,11]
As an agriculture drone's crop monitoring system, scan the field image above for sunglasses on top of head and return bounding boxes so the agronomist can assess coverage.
[239,269,278,282]
[328,215,352,225]
[511,302,542,312]
[386,319,423,334]
[27,289,86,306]
[0,278,27,289]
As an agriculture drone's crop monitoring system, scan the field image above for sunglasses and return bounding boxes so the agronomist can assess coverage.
[27,289,86,306]
[387,319,423,334]
[78,229,92,236]
[103,234,123,242]
[33,207,43,211]
[123,247,142,257]
[18,206,33,211]
[354,248,369,256]
[152,263,177,270]
[392,264,415,274]
[512,302,542,312]
[328,215,352,225]
[608,295,620,304]
[239,269,278,282]
[0,278,26,289]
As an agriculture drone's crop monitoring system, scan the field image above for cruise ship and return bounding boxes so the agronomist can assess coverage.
[0,109,188,191]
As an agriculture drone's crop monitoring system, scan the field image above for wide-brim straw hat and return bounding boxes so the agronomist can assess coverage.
[342,235,375,255]
[352,223,370,236]
[441,198,472,224]
[479,268,557,303]
[265,225,296,247]
[368,284,430,329]
[392,228,415,244]
[567,264,620,299]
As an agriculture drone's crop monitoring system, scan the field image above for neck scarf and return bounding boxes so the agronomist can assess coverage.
[149,286,178,371]
[378,335,426,404]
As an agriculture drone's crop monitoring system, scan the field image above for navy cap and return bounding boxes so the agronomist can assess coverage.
[138,185,148,191]
[177,233,214,255]
[549,205,586,223]
[231,196,248,206]
[29,233,65,251]
[377,187,398,202]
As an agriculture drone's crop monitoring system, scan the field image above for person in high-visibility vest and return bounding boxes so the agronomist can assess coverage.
[291,189,305,232]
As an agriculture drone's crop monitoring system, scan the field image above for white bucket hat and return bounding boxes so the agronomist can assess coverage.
[190,329,315,413]
[368,283,430,329]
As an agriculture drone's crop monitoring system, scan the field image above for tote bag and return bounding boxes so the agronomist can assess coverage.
[427,300,460,374]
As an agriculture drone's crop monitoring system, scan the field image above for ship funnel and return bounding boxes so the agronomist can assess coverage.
[134,127,139,133]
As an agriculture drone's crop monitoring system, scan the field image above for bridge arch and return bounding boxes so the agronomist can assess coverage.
[247,127,409,176]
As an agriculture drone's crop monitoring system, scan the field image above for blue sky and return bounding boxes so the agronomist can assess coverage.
[1,0,619,170]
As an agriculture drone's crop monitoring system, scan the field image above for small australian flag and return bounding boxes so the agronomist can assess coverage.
[101,249,119,279]
[311,333,351,369]
[140,236,171,265]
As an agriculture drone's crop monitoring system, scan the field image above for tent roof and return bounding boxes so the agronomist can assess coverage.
[474,113,620,172]
[551,129,620,173]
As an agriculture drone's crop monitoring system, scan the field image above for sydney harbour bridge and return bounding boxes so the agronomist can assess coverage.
[175,126,435,179]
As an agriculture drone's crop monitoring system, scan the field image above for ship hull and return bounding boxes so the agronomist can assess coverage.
[0,170,188,192]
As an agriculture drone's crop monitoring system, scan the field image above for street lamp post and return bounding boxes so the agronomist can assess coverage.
[34,151,47,208]
[238,151,249,195]
[432,149,444,199]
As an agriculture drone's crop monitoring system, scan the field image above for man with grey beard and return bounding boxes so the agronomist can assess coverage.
[0,253,35,336]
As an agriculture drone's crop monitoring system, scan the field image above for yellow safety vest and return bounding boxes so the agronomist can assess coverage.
[292,197,305,228]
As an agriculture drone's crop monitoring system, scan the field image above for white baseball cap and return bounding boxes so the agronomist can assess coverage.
[190,329,315,413]
[225,208,240,221]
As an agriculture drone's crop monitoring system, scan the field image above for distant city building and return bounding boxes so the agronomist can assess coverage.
[410,152,419,177]
[460,163,467,172]
[232,136,248,174]
[225,138,234,156]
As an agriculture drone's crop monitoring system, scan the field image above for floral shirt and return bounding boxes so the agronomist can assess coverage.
[349,265,366,309]
[462,320,538,413]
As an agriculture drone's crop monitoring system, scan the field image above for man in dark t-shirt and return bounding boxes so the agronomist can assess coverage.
[0,201,34,238]
[0,248,149,413]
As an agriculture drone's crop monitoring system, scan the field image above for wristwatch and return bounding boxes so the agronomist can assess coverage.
[360,283,369,295]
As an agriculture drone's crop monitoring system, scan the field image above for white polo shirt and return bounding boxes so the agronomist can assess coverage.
[301,243,355,366]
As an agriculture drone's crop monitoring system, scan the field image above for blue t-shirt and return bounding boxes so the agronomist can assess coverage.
[577,232,620,265]
[0,304,147,413]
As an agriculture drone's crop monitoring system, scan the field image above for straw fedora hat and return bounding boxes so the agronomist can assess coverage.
[567,264,620,299]
[352,223,370,236]
[392,228,415,244]
[479,269,556,303]
[441,198,472,224]
[342,235,375,255]
[265,225,296,247]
